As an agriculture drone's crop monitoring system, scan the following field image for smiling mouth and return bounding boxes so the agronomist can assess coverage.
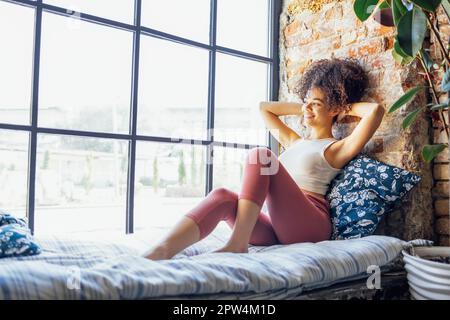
[305,114,314,118]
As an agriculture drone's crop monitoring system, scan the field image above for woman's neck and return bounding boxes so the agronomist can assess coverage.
[309,128,333,140]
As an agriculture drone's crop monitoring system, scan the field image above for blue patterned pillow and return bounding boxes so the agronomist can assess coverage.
[325,153,421,240]
[0,224,41,258]
[0,210,41,258]
[0,209,28,228]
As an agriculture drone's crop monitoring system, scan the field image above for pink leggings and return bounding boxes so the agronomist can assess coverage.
[185,147,332,245]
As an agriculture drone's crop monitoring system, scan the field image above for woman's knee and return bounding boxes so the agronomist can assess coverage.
[206,187,238,221]
[246,147,279,175]
[246,147,274,165]
[209,187,238,202]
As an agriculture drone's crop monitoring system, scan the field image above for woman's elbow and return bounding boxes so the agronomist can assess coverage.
[374,104,385,118]
[373,105,385,129]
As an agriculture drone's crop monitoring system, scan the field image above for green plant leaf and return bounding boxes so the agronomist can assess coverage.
[392,48,404,64]
[402,107,423,128]
[388,86,422,113]
[392,48,414,65]
[422,144,448,163]
[379,0,391,9]
[442,68,450,92]
[409,0,442,12]
[394,38,412,57]
[354,0,380,21]
[430,103,449,110]
[397,7,427,56]
[420,49,434,71]
[442,0,450,18]
[392,0,407,25]
[393,38,414,64]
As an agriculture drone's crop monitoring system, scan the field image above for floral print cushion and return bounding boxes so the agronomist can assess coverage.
[0,209,28,228]
[0,210,41,258]
[325,153,421,240]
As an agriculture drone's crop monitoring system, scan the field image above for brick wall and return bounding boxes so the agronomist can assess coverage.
[278,0,435,241]
[430,7,450,246]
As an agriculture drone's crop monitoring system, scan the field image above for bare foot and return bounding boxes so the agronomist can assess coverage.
[142,244,171,260]
[212,244,248,254]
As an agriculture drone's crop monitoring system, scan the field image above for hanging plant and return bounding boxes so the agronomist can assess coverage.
[353,0,450,163]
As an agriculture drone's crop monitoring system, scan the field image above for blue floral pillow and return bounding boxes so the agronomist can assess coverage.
[0,209,28,228]
[0,210,41,258]
[325,153,421,240]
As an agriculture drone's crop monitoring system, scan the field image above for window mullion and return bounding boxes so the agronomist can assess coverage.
[125,0,142,234]
[205,0,217,196]
[268,0,281,156]
[26,0,42,234]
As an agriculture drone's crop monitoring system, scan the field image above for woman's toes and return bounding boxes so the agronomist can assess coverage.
[212,245,248,254]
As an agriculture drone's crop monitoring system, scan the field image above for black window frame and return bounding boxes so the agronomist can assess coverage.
[0,0,282,234]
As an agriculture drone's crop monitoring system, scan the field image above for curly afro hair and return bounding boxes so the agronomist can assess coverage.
[293,58,369,123]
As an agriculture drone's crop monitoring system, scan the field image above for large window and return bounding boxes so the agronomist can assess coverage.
[0,0,281,236]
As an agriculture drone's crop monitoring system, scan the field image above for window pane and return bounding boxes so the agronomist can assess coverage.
[212,145,248,193]
[217,0,269,57]
[138,37,209,140]
[44,0,134,24]
[0,2,34,125]
[215,53,269,145]
[134,141,206,231]
[39,13,133,134]
[0,130,29,218]
[141,0,210,43]
[35,134,128,236]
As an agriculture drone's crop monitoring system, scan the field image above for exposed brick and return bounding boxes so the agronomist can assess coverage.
[434,147,449,163]
[433,128,449,144]
[435,199,450,217]
[286,58,313,78]
[432,111,448,128]
[436,217,450,235]
[324,3,343,20]
[378,26,396,37]
[438,24,450,44]
[284,20,300,37]
[341,30,357,46]
[332,36,341,49]
[370,58,384,70]
[432,181,449,198]
[348,38,385,58]
[434,164,450,180]
[439,235,450,246]
[284,26,316,47]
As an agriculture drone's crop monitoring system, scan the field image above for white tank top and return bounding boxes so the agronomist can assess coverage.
[277,138,342,195]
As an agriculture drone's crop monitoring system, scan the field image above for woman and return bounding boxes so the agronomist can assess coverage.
[143,58,385,260]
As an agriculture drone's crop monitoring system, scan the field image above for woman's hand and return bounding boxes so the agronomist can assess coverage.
[336,109,349,123]
[335,103,354,123]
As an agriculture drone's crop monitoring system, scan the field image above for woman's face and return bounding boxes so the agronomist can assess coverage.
[301,87,338,128]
